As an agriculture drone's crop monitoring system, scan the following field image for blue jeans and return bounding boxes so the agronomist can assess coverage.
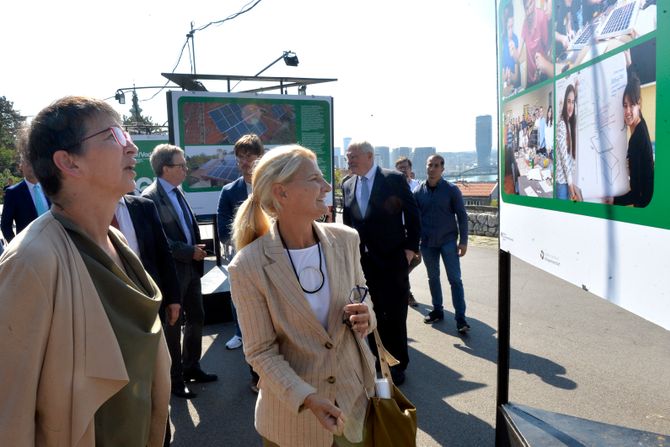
[420,240,467,325]
[556,183,569,200]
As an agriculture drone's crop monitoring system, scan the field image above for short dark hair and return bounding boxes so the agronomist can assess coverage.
[150,144,184,177]
[27,96,119,197]
[234,134,264,157]
[428,154,445,167]
[395,156,412,168]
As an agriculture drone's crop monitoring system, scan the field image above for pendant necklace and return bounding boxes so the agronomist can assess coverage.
[278,225,325,294]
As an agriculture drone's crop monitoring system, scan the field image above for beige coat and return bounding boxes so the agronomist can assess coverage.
[0,212,170,447]
[228,221,377,447]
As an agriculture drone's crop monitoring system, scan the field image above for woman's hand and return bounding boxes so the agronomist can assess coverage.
[344,302,370,338]
[304,394,346,435]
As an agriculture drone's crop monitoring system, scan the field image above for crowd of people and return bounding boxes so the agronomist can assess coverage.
[0,96,471,446]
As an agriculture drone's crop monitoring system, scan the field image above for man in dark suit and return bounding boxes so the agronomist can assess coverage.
[342,140,421,385]
[142,144,218,398]
[216,134,263,391]
[113,193,184,446]
[1,156,50,242]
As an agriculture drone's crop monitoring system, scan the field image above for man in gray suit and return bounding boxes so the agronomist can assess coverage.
[143,144,217,398]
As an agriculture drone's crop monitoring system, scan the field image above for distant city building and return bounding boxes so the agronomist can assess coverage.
[343,137,352,152]
[412,147,436,180]
[391,147,412,164]
[476,115,493,168]
[374,146,390,169]
[334,146,341,157]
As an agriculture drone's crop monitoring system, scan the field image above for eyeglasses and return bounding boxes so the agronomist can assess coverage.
[166,163,188,170]
[343,285,369,328]
[67,126,132,149]
[235,153,258,164]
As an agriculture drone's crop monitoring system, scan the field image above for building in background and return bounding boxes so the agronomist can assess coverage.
[412,147,436,180]
[391,146,412,164]
[374,146,390,169]
[476,115,492,168]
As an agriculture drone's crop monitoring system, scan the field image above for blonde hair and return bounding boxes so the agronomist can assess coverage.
[232,144,317,250]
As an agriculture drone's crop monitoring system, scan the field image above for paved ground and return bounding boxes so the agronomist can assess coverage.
[169,237,670,446]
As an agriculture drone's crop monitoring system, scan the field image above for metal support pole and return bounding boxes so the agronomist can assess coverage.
[496,248,512,447]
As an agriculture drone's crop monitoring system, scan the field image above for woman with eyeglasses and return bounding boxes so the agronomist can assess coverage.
[228,145,377,447]
[0,96,170,446]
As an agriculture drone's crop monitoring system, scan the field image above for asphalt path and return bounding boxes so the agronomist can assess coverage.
[169,238,670,446]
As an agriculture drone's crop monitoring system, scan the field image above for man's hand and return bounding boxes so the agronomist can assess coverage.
[166,303,181,326]
[405,249,417,266]
[458,244,468,257]
[304,394,346,435]
[193,244,207,261]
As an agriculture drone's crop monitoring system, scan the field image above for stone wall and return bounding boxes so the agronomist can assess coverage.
[466,206,498,237]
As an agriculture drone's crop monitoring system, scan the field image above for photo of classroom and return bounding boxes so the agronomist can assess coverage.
[554,0,657,75]
[554,38,655,206]
[502,84,555,198]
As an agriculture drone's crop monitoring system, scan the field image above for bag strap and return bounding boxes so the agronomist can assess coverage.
[371,328,400,384]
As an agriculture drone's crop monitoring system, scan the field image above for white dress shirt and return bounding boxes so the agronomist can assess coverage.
[114,198,140,256]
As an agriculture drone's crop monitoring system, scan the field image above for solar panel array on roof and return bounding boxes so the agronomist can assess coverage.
[208,104,268,143]
[202,159,239,181]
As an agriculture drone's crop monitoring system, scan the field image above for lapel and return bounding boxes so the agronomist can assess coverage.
[18,181,38,218]
[344,176,364,220]
[316,223,349,339]
[156,180,189,241]
[261,222,331,339]
[367,166,384,213]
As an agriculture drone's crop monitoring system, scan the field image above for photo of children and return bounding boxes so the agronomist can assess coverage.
[503,84,555,197]
[554,38,655,205]
[554,0,657,75]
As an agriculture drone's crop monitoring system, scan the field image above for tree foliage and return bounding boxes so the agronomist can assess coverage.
[121,90,167,135]
[0,97,26,199]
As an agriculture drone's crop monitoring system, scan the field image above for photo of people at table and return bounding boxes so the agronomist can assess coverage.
[499,0,657,99]
[554,38,655,206]
[503,84,555,198]
[554,0,657,75]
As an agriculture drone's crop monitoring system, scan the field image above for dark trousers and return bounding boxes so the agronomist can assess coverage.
[166,262,205,382]
[361,249,410,371]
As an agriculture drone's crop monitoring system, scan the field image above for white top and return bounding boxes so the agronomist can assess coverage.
[114,198,140,256]
[287,243,330,328]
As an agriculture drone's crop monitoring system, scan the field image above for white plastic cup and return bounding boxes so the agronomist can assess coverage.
[375,378,391,399]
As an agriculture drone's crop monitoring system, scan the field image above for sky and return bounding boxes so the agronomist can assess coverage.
[1,0,498,153]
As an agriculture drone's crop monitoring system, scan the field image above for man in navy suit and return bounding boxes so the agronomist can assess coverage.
[342,140,421,385]
[143,144,218,399]
[216,134,263,349]
[1,156,50,242]
[216,134,263,391]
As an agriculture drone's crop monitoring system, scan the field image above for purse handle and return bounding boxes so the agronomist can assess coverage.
[352,326,400,388]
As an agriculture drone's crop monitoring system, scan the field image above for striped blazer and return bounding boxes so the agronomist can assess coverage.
[228,221,377,447]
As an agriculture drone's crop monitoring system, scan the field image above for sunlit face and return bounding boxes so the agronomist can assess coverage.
[163,153,188,187]
[281,158,332,220]
[346,146,373,176]
[236,150,260,182]
[623,94,641,128]
[426,156,445,182]
[566,91,575,119]
[395,160,411,179]
[75,114,138,199]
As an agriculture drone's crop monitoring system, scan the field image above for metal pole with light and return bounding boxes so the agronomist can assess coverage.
[230,50,299,93]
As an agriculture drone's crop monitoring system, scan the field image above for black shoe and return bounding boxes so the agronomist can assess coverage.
[424,310,444,324]
[171,382,197,399]
[391,369,406,386]
[408,293,419,307]
[183,368,218,383]
[457,322,471,334]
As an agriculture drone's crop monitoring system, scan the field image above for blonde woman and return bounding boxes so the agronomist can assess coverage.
[228,145,376,447]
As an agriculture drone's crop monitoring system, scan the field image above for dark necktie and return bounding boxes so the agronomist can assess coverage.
[174,188,196,243]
